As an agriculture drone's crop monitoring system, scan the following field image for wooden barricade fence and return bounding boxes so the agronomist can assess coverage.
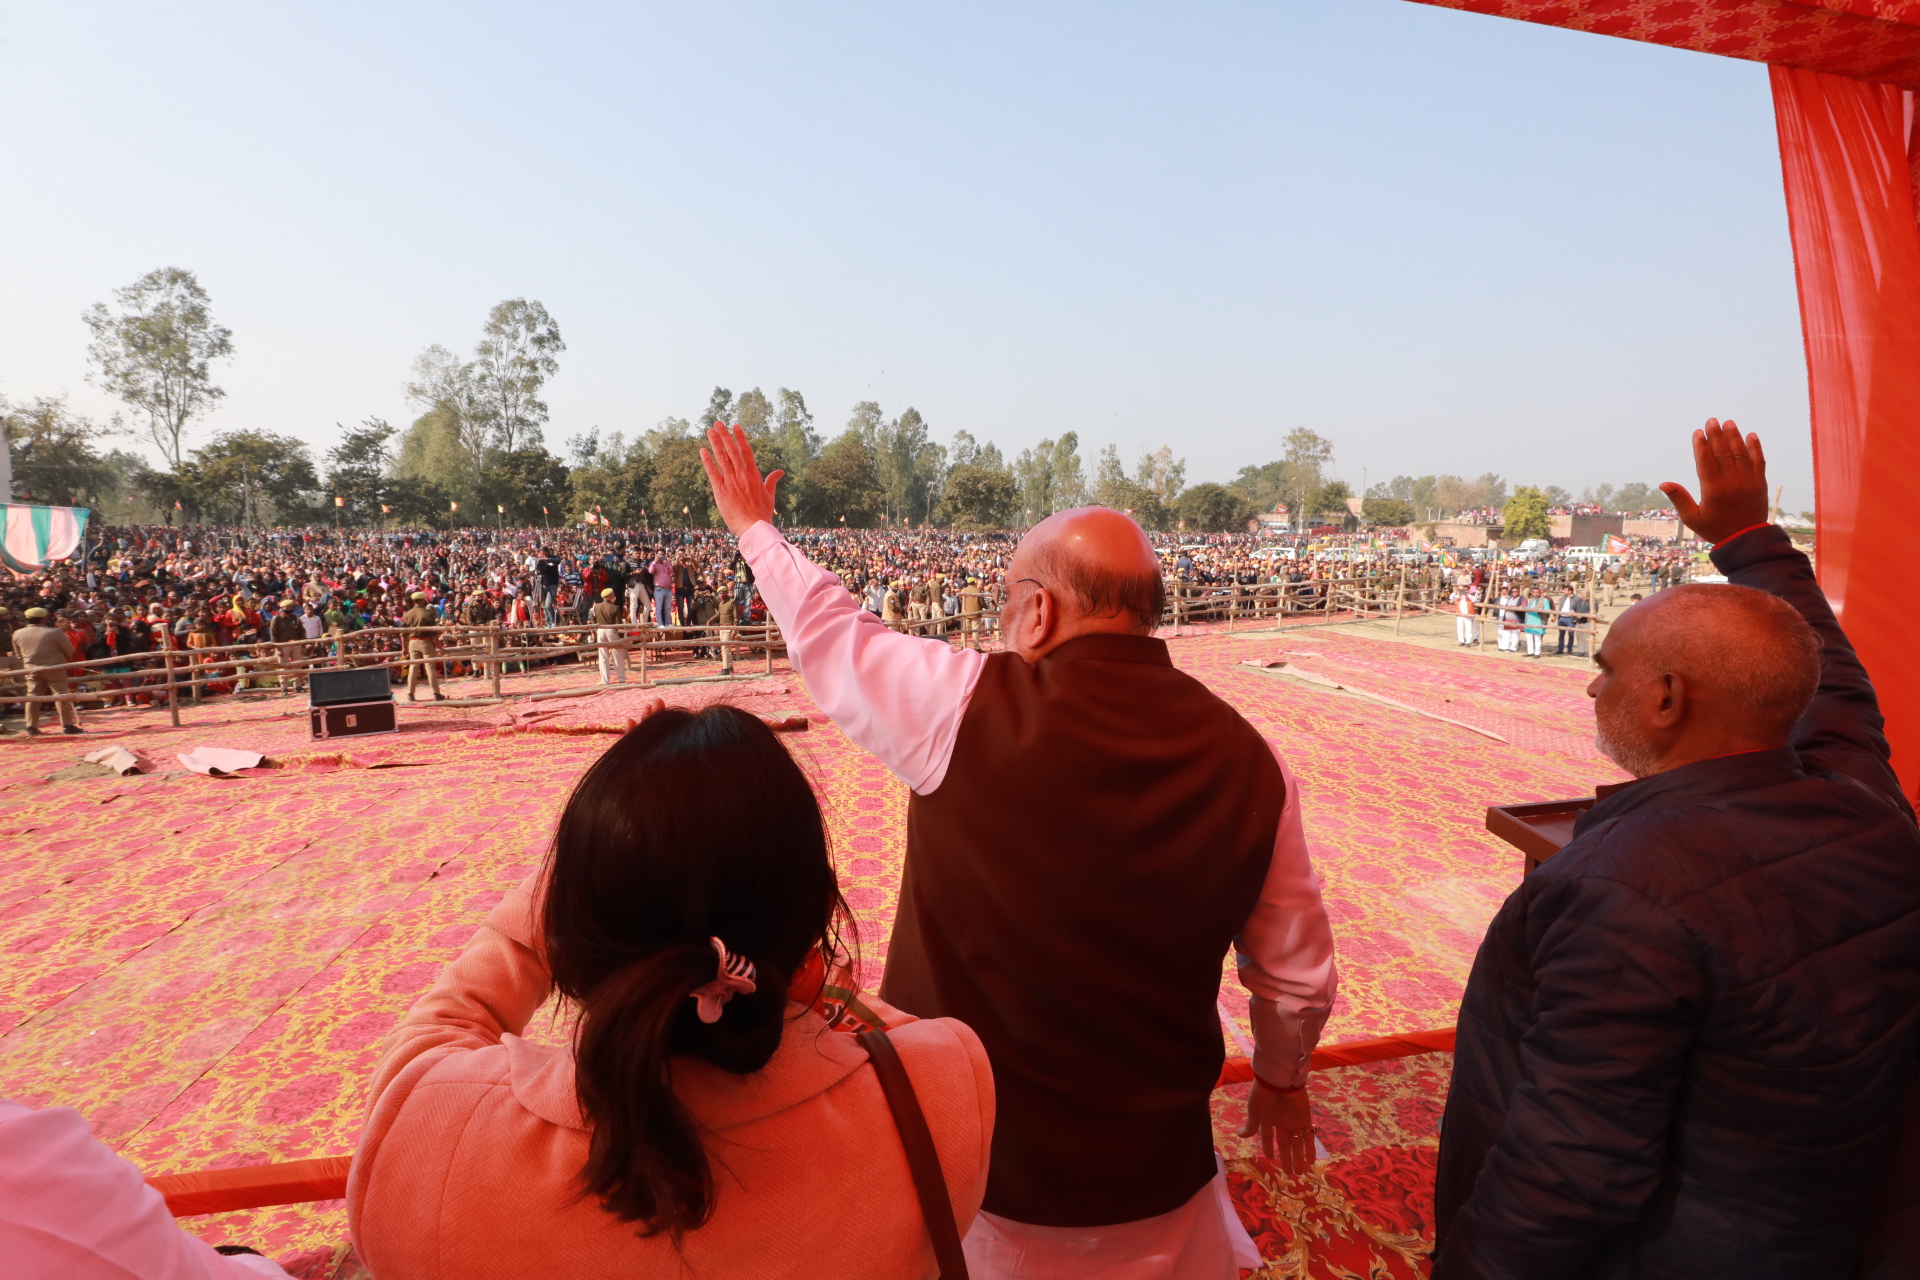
[0,618,788,728]
[9,562,1649,726]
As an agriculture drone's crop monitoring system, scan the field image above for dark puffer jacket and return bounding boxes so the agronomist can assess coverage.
[1433,525,1920,1279]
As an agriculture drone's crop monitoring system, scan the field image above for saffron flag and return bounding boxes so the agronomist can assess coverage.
[450,501,460,512]
[1606,534,1630,554]
[334,496,344,508]
[0,503,89,572]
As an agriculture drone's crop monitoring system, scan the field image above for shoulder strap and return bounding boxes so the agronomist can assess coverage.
[857,1027,971,1280]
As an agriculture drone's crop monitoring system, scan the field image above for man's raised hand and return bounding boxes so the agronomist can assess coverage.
[701,423,785,537]
[1660,418,1770,545]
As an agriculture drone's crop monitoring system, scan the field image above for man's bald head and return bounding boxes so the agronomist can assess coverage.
[1592,583,1819,776]
[1013,507,1165,632]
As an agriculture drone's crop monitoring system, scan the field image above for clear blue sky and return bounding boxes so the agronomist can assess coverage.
[0,0,1813,511]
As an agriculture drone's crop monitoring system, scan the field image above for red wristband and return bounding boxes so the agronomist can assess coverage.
[1712,522,1771,550]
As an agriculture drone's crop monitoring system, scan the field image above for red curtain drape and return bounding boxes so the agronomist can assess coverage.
[1770,66,1920,804]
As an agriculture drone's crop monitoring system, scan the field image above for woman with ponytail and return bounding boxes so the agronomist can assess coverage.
[347,701,994,1278]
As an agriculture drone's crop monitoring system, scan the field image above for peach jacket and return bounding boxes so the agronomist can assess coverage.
[348,874,995,1279]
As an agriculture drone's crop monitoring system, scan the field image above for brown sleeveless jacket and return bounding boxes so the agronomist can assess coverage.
[880,632,1283,1226]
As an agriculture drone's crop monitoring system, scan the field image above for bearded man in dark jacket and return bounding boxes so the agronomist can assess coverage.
[1434,420,1920,1279]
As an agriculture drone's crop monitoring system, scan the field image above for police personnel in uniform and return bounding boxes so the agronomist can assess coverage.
[589,587,627,685]
[401,592,445,702]
[269,598,308,693]
[13,607,81,735]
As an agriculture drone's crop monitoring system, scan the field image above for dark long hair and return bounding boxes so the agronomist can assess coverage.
[542,704,851,1238]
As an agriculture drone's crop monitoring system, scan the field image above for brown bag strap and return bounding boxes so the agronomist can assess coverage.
[857,1027,971,1280]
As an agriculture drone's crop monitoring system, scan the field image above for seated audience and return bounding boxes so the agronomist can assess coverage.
[1434,422,1920,1278]
[0,1098,289,1277]
[348,701,994,1279]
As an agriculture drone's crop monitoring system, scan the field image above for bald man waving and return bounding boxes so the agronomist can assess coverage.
[703,424,1335,1279]
[1434,422,1920,1279]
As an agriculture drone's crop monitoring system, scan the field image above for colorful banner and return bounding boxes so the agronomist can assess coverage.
[0,503,89,572]
[1606,534,1630,554]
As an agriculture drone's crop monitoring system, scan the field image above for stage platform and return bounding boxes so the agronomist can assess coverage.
[0,628,1622,1278]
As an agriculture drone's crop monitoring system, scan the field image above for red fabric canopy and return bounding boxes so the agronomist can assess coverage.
[1403,0,1920,801]
[1412,1,1920,88]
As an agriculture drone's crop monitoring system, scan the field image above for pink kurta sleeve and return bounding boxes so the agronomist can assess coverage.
[738,522,984,794]
[1233,747,1338,1089]
[0,1101,290,1278]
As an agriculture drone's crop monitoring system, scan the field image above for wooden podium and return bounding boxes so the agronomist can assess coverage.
[1484,782,1636,873]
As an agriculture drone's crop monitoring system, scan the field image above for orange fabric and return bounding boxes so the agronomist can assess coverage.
[1772,66,1920,804]
[346,874,995,1280]
[146,1156,352,1217]
[1216,1026,1457,1087]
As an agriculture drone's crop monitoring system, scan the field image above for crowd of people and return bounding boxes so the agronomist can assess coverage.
[0,514,1709,730]
[4,422,1918,1280]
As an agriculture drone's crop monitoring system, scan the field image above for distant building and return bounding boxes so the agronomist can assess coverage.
[1249,506,1291,533]
[1432,521,1500,547]
[1550,512,1624,545]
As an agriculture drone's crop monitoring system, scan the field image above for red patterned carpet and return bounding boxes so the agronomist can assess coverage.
[0,629,1622,1277]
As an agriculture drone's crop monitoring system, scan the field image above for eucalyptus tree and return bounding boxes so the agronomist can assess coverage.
[83,266,233,468]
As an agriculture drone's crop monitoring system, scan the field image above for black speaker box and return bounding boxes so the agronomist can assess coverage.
[309,666,394,707]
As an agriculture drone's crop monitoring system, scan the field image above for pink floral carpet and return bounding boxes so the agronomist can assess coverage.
[0,632,1621,1278]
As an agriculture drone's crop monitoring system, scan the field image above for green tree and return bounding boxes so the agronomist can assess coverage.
[473,299,564,453]
[83,266,233,467]
[393,402,480,508]
[1135,446,1186,508]
[566,429,654,527]
[733,387,773,434]
[650,437,713,526]
[1611,482,1662,513]
[384,475,456,528]
[1013,433,1085,523]
[1362,496,1416,526]
[325,419,397,524]
[1311,479,1354,519]
[938,464,1019,529]
[1,395,121,506]
[1093,444,1166,528]
[1372,475,1440,519]
[797,429,884,527]
[1173,482,1252,532]
[405,345,492,472]
[478,447,571,525]
[700,387,735,432]
[177,430,318,526]
[1230,428,1333,531]
[1502,485,1552,540]
[871,406,946,525]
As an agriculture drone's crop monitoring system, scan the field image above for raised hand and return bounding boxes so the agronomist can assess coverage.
[700,423,786,536]
[1659,418,1770,545]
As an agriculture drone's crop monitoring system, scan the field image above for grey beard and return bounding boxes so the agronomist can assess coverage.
[1594,718,1662,779]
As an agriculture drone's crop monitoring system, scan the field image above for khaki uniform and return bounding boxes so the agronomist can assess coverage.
[959,588,985,648]
[13,624,78,730]
[715,595,740,673]
[588,600,626,684]
[401,605,443,698]
[269,613,307,691]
